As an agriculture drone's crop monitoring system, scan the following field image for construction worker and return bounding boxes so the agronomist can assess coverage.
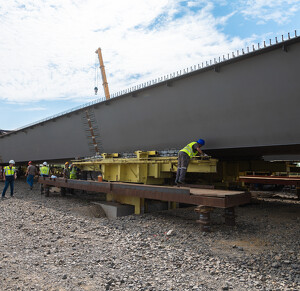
[175,139,206,185]
[40,162,50,177]
[69,164,77,179]
[68,164,78,194]
[2,160,17,199]
[63,162,70,179]
[40,162,50,195]
[25,161,37,190]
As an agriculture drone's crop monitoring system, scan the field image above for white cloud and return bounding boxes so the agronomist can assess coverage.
[0,0,281,105]
[240,0,300,24]
[15,107,46,112]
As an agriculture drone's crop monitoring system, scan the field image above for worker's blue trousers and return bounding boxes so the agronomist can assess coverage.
[26,174,34,188]
[2,176,14,197]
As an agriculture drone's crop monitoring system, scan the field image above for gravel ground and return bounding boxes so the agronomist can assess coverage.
[0,180,299,291]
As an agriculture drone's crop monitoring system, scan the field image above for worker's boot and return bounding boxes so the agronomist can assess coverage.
[175,168,181,184]
[178,167,187,185]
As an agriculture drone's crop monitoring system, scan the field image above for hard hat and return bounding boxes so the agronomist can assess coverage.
[9,160,15,164]
[65,162,69,165]
[43,162,47,166]
[197,139,205,146]
[28,161,32,165]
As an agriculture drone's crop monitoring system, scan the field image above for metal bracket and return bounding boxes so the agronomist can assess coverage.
[282,44,288,52]
[214,66,220,73]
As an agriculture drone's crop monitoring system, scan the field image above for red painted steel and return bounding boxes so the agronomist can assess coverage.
[39,177,250,208]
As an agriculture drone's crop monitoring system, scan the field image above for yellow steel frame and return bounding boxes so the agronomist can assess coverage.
[73,151,217,185]
[72,151,217,214]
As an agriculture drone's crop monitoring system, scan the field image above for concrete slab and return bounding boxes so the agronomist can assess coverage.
[92,201,134,219]
[49,187,60,193]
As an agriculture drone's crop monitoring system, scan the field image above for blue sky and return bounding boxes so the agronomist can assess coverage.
[0,0,299,130]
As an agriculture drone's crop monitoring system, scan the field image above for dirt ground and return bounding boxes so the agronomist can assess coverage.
[0,180,299,290]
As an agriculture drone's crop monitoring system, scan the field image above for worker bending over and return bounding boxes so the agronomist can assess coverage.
[175,139,206,185]
[2,160,17,199]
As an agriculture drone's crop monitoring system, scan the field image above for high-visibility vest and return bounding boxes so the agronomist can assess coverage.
[40,166,50,176]
[4,166,16,176]
[70,167,77,179]
[180,142,198,158]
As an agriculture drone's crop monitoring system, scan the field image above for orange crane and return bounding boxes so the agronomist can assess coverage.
[95,48,110,100]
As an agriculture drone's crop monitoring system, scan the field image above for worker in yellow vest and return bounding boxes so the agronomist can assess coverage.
[40,162,50,195]
[69,164,77,179]
[175,139,206,185]
[40,162,50,177]
[66,164,78,195]
[2,160,17,199]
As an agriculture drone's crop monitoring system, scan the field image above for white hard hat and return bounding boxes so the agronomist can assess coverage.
[43,162,47,166]
[9,160,15,164]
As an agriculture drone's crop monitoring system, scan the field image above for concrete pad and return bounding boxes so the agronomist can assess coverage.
[92,201,134,219]
[49,187,60,193]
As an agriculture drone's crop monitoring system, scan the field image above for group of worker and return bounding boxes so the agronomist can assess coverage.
[1,160,78,199]
[25,161,49,190]
[63,162,78,179]
[1,138,207,197]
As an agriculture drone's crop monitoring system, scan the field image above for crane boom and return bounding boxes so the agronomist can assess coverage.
[95,48,110,100]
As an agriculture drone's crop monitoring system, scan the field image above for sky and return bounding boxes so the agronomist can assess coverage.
[0,0,299,130]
